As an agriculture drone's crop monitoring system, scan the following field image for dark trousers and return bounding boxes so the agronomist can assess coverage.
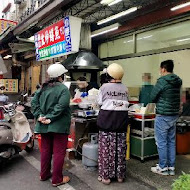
[41,133,68,184]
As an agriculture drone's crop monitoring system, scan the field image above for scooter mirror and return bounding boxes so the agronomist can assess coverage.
[23,93,28,97]
[8,103,14,107]
[17,101,21,105]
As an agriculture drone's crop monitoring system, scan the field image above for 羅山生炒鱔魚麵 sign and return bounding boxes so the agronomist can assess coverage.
[34,16,82,61]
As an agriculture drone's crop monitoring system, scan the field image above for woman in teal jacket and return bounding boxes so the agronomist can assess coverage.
[31,63,71,187]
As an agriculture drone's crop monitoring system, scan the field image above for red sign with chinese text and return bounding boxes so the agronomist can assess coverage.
[36,19,65,50]
[34,16,82,61]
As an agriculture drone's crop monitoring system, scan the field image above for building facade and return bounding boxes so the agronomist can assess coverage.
[0,0,190,95]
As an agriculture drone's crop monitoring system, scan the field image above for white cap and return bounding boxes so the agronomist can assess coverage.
[47,63,68,78]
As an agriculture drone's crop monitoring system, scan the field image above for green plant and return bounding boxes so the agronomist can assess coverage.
[172,172,190,190]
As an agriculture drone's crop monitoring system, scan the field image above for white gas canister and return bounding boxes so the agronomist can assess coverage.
[82,134,98,167]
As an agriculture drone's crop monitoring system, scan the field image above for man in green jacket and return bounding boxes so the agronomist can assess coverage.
[31,63,71,186]
[150,60,182,176]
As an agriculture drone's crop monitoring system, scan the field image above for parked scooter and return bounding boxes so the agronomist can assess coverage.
[0,103,34,165]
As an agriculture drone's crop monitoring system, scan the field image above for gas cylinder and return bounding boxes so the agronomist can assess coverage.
[82,134,98,167]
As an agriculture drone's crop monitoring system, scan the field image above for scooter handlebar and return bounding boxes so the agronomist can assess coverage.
[0,103,16,113]
[0,106,9,112]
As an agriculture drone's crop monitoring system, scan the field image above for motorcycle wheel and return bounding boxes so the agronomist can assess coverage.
[25,138,34,152]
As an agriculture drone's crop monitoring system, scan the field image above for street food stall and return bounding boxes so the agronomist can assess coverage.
[66,77,158,161]
[60,49,105,159]
[65,81,100,159]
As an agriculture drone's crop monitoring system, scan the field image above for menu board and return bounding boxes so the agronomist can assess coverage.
[0,79,18,93]
[0,80,4,88]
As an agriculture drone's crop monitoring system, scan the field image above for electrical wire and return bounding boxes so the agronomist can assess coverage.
[75,137,98,163]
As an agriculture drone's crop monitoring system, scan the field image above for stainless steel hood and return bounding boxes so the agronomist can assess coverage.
[62,51,104,70]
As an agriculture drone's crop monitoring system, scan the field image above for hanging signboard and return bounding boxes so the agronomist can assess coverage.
[0,79,18,93]
[0,19,17,35]
[34,16,82,61]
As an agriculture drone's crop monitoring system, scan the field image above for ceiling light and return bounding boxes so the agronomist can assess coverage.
[171,2,190,11]
[100,0,113,5]
[97,7,138,25]
[3,55,12,59]
[91,23,120,38]
[143,35,152,39]
[177,38,190,42]
[108,0,123,6]
[91,27,118,37]
[137,35,153,40]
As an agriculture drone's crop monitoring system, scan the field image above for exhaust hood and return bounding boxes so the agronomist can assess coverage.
[62,51,104,70]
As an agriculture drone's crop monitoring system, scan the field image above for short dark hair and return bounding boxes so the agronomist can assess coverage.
[77,77,87,81]
[100,73,111,85]
[160,60,174,73]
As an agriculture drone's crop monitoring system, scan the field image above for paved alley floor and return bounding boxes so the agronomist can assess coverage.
[0,140,155,190]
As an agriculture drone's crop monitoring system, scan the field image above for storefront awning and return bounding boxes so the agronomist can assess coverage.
[8,42,35,54]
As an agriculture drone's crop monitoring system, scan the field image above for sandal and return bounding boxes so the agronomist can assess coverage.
[118,178,124,183]
[102,179,111,185]
[97,176,111,185]
[40,174,52,181]
[97,176,102,182]
[52,176,70,187]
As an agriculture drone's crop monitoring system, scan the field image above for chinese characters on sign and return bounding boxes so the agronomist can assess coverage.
[35,16,73,61]
[0,79,18,93]
[64,17,72,52]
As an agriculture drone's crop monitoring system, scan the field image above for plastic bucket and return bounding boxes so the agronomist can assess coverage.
[67,119,75,149]
[176,133,190,154]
